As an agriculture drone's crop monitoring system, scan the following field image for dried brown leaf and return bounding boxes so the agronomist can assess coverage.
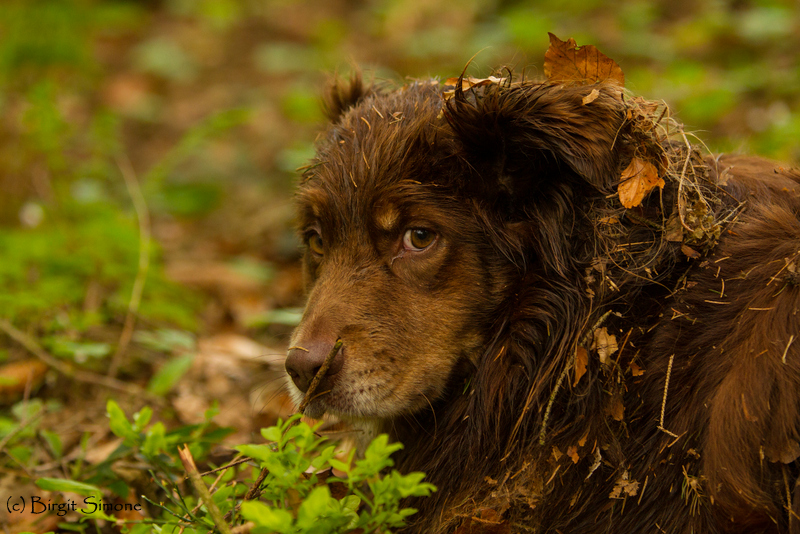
[681,244,701,259]
[591,327,618,365]
[573,346,588,386]
[443,76,506,101]
[577,429,589,448]
[629,362,645,377]
[582,88,600,105]
[665,213,684,242]
[618,157,664,209]
[544,33,625,87]
[444,76,506,90]
[586,448,602,480]
[609,471,639,499]
[598,215,620,225]
[567,445,581,464]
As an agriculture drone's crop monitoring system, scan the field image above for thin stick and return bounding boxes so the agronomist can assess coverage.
[297,339,343,415]
[244,339,344,502]
[537,311,616,445]
[243,468,270,502]
[782,335,795,365]
[109,154,152,378]
[178,445,233,534]
[658,354,679,438]
[0,318,151,398]
[198,456,253,477]
[767,251,800,287]
[538,366,569,446]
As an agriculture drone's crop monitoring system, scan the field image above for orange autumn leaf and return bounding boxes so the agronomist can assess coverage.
[573,346,588,387]
[618,157,664,209]
[577,429,590,447]
[567,445,581,464]
[544,33,625,88]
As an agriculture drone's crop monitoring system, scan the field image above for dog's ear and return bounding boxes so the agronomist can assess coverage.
[446,82,626,197]
[323,73,371,123]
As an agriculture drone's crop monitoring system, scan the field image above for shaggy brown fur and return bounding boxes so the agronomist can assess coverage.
[284,73,800,533]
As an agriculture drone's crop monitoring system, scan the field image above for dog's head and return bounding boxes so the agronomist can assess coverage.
[285,76,631,421]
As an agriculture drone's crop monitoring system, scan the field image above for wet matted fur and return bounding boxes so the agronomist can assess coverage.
[284,71,800,533]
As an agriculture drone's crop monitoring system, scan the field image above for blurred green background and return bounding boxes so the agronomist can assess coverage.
[0,0,798,359]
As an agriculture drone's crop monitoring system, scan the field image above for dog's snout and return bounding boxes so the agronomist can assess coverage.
[285,340,344,393]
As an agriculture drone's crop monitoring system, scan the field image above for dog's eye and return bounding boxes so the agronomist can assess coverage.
[403,228,436,251]
[307,232,324,256]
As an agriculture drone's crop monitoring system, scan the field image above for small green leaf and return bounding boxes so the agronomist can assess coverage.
[133,406,153,430]
[240,501,293,532]
[311,444,336,469]
[49,339,111,363]
[296,485,336,527]
[340,494,361,512]
[106,400,138,443]
[40,429,63,459]
[36,477,102,497]
[142,421,166,459]
[12,398,44,421]
[235,443,276,464]
[328,458,351,473]
[134,329,196,353]
[261,425,282,443]
[147,354,194,395]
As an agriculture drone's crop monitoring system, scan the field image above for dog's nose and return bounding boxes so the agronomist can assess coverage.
[285,340,344,393]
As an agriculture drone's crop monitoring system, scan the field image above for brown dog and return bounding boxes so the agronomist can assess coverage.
[284,53,800,532]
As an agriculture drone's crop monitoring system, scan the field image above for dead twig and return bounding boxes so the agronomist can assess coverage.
[296,339,343,416]
[537,311,616,445]
[658,354,679,439]
[179,445,233,534]
[244,339,344,502]
[198,456,253,477]
[782,335,795,365]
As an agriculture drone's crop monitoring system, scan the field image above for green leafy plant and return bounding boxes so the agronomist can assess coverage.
[56,405,435,534]
[236,415,436,534]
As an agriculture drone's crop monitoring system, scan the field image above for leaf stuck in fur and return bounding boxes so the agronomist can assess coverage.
[681,244,701,259]
[544,33,625,87]
[591,327,618,365]
[664,213,684,242]
[582,88,600,105]
[609,471,640,499]
[573,346,588,386]
[444,76,506,90]
[442,76,506,101]
[567,445,581,464]
[618,157,664,209]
